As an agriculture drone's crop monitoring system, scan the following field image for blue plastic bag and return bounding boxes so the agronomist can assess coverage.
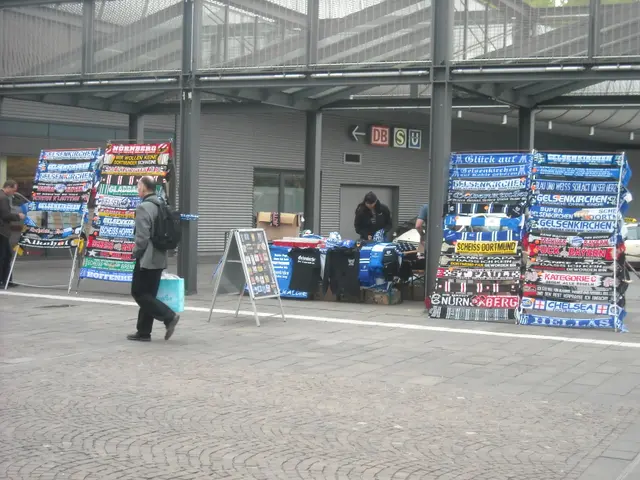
[156,274,185,313]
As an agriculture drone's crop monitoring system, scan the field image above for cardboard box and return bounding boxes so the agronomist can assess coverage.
[256,212,302,241]
[364,288,402,305]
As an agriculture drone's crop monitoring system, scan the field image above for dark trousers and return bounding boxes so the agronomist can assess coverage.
[0,235,13,285]
[131,259,175,336]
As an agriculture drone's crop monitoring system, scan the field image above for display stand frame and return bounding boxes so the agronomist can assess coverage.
[5,148,101,293]
[207,228,285,327]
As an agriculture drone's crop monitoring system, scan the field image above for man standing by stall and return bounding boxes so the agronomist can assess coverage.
[415,203,428,247]
[0,180,25,288]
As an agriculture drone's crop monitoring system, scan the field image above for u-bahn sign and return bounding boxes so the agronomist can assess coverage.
[348,124,422,150]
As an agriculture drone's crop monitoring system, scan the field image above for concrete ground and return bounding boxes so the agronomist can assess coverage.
[2,259,640,479]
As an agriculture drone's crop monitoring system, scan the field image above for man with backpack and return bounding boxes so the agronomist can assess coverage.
[127,176,180,342]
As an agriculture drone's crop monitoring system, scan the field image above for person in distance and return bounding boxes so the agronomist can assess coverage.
[354,191,393,241]
[0,180,25,289]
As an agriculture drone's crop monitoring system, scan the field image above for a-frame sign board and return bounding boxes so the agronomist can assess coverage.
[207,228,285,326]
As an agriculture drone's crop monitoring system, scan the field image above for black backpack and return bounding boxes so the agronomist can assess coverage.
[151,198,182,251]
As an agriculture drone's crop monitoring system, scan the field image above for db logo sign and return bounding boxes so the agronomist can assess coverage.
[369,125,390,147]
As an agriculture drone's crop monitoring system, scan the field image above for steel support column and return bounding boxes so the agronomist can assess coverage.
[177,0,202,295]
[588,0,602,58]
[81,0,95,74]
[306,0,319,66]
[426,0,454,302]
[128,115,145,143]
[517,107,535,151]
[303,111,322,234]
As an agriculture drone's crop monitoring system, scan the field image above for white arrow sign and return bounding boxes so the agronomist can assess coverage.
[350,125,365,142]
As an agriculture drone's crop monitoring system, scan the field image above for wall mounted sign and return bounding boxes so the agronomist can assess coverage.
[347,124,423,150]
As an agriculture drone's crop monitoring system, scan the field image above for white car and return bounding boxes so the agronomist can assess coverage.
[625,222,640,267]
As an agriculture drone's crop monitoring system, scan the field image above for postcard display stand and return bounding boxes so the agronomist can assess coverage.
[207,229,285,327]
[6,148,102,292]
[77,142,171,288]
[518,152,632,331]
[429,152,533,323]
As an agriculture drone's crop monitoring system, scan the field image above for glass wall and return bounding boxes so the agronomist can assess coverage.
[253,169,305,216]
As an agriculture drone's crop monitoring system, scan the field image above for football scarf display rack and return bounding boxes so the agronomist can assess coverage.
[429,152,534,323]
[5,148,102,293]
[518,152,632,331]
[76,142,172,290]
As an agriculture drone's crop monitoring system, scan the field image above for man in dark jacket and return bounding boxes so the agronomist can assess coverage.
[354,191,393,241]
[0,180,24,288]
[127,176,180,342]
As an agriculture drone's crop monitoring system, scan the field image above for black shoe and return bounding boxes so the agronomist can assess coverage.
[6,282,18,288]
[165,314,180,341]
[127,333,151,342]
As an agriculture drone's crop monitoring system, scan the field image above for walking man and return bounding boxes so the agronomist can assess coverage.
[0,180,25,288]
[127,176,180,342]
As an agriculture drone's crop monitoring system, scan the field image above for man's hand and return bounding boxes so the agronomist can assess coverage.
[18,213,25,220]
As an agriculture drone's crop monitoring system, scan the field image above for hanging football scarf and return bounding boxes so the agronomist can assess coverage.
[531,193,620,208]
[37,160,97,173]
[446,202,525,217]
[450,164,531,179]
[449,191,530,204]
[517,313,617,329]
[528,218,617,233]
[85,250,133,260]
[527,244,620,261]
[450,153,532,166]
[437,268,521,280]
[520,297,622,317]
[523,281,627,297]
[535,165,630,185]
[526,271,619,288]
[98,226,135,239]
[30,202,86,213]
[40,149,101,161]
[439,255,521,269]
[444,229,521,244]
[450,177,528,192]
[23,226,82,239]
[35,171,96,184]
[534,179,619,194]
[97,208,136,219]
[82,257,135,273]
[31,192,89,204]
[101,165,167,176]
[95,217,136,228]
[103,174,139,186]
[98,184,139,196]
[526,233,618,248]
[429,306,516,322]
[79,268,132,282]
[87,237,135,252]
[33,182,92,194]
[537,153,624,167]
[529,206,619,222]
[444,215,523,229]
[18,237,80,249]
[455,240,518,255]
[431,293,520,308]
[435,280,518,294]
[97,196,142,209]
[528,259,617,274]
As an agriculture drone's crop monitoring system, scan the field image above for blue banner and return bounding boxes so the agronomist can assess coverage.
[40,149,102,161]
[535,179,619,194]
[528,218,617,233]
[450,153,532,166]
[95,217,135,228]
[79,268,132,283]
[520,297,622,316]
[98,226,135,239]
[450,178,528,192]
[97,196,142,209]
[269,245,309,299]
[529,206,619,222]
[450,164,531,179]
[443,215,523,229]
[531,192,620,208]
[517,313,618,329]
[536,153,624,167]
[35,171,96,184]
[446,203,525,217]
[444,229,522,243]
[37,160,97,173]
[535,165,630,186]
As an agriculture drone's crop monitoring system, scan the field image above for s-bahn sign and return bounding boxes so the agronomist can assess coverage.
[348,124,422,150]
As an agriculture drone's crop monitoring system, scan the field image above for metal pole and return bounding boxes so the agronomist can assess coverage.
[128,115,145,144]
[588,0,601,59]
[67,247,80,294]
[81,0,95,74]
[303,111,322,234]
[426,0,454,301]
[517,107,536,151]
[462,0,468,60]
[306,0,319,67]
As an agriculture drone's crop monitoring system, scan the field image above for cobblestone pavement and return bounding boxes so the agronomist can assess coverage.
[3,290,640,480]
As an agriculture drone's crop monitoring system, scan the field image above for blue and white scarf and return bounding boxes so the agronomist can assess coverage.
[450,177,528,192]
[529,206,619,222]
[450,153,532,166]
[535,153,624,167]
[528,218,618,233]
[450,164,531,179]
